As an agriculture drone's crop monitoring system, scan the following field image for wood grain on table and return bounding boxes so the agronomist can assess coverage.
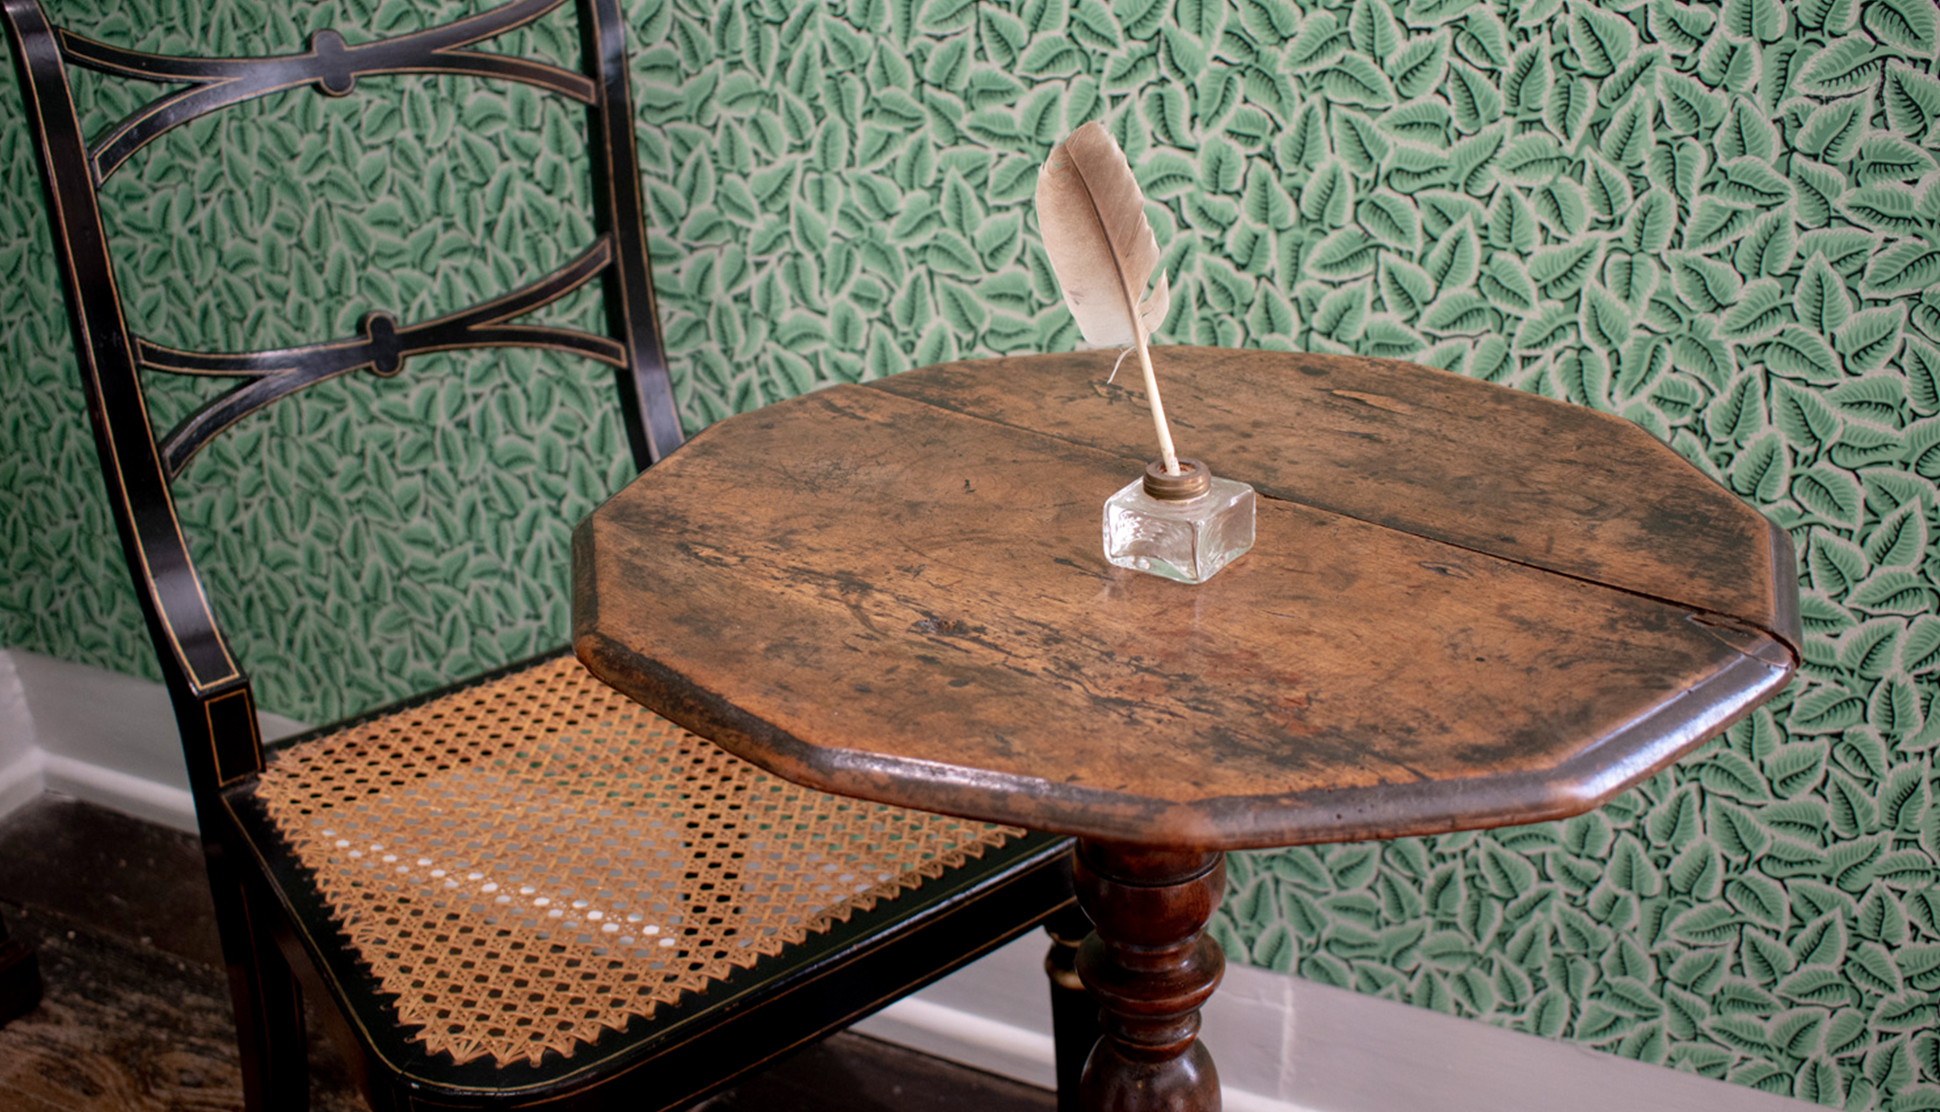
[576,351,1798,850]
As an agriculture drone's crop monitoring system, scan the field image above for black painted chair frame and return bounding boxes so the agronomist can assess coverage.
[3,0,1093,1106]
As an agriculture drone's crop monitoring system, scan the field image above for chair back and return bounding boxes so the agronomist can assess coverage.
[3,0,680,809]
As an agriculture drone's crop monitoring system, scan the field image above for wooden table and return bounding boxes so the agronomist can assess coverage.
[573,348,1799,1111]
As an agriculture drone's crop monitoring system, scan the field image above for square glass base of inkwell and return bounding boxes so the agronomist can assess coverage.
[1103,458,1256,584]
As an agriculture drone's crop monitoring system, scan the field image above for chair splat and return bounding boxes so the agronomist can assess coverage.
[144,237,629,479]
[62,0,596,185]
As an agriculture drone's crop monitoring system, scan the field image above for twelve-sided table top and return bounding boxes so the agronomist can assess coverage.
[573,349,1799,852]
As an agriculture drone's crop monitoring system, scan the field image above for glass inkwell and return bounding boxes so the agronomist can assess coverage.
[1104,458,1256,584]
[1036,120,1258,584]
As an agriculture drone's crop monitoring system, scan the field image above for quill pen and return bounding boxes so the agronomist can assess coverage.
[1036,122,1179,475]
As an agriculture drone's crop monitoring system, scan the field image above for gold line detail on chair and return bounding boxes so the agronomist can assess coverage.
[253,654,1020,1067]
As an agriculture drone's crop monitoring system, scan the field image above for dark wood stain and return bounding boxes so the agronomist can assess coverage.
[576,354,1798,851]
[873,349,1799,645]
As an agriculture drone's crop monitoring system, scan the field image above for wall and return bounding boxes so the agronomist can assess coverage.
[2,0,1938,1106]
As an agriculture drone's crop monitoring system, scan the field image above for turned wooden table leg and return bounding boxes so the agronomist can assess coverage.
[1073,841,1225,1112]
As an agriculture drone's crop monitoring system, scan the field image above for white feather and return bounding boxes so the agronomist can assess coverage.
[1035,123,1169,348]
[1036,121,1181,472]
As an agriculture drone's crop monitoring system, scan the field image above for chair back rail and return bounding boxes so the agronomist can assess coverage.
[2,0,681,798]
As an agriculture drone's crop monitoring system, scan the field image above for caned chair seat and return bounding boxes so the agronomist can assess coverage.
[237,651,1023,1070]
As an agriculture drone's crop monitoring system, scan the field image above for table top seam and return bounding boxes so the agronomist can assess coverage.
[858,379,1798,653]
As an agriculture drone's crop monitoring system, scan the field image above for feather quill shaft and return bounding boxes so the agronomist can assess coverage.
[1036,122,1179,474]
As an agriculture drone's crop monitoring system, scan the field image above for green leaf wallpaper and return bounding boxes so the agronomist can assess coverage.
[3,0,1940,1105]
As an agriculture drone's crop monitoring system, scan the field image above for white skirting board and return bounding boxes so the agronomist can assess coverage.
[0,646,1817,1111]
[0,647,304,832]
[0,743,41,824]
[855,929,1819,1112]
[0,649,44,821]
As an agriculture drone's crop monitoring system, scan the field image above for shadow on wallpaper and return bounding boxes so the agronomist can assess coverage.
[2,0,1939,1106]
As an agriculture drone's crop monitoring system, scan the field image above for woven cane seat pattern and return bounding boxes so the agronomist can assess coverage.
[252,654,1020,1067]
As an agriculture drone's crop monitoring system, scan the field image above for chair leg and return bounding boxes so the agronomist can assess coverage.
[1044,902,1099,1112]
[205,844,310,1112]
[0,906,43,1026]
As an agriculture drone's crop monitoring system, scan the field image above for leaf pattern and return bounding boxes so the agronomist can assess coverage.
[2,0,1940,1106]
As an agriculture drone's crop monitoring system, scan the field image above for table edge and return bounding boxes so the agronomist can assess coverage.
[573,617,1796,852]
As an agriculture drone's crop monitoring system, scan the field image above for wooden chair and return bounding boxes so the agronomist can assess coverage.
[2,0,1093,1106]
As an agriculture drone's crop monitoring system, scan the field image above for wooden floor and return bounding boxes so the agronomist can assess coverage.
[0,795,1057,1112]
